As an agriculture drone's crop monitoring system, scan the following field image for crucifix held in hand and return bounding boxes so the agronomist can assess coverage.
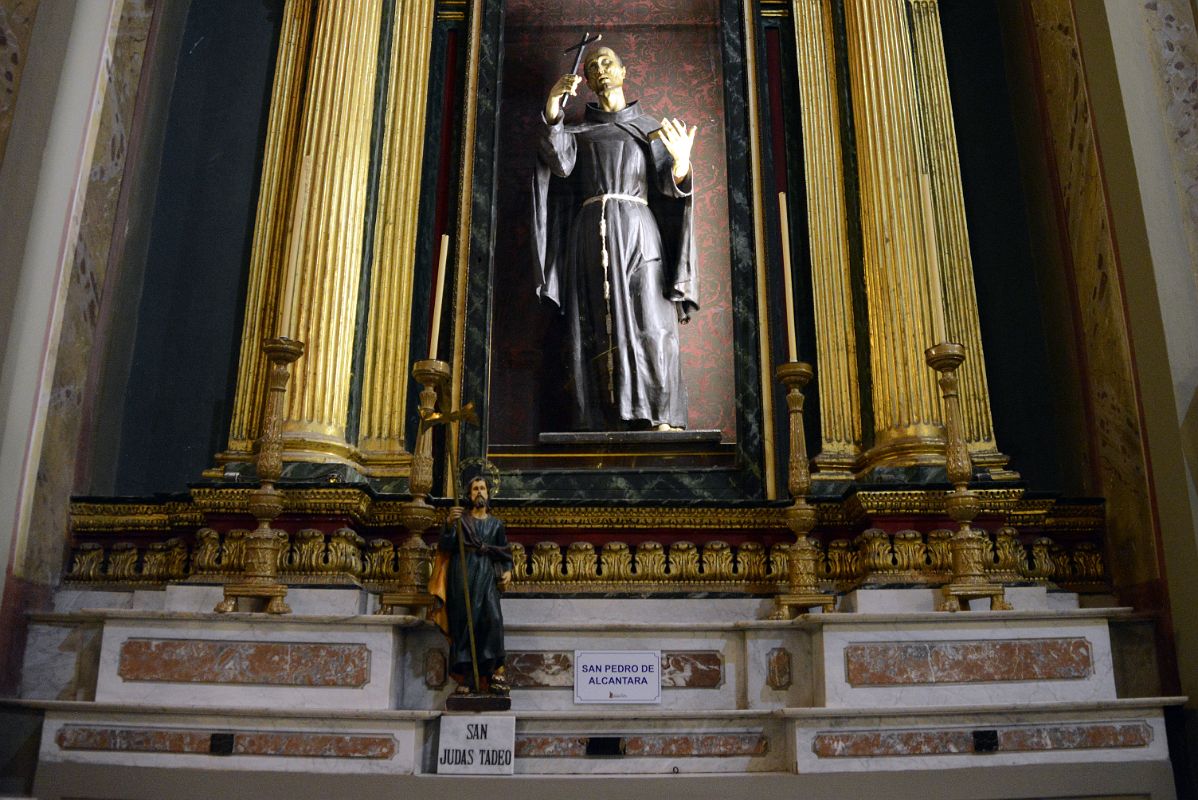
[560,31,602,109]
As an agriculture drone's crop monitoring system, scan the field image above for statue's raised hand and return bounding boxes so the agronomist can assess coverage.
[659,117,697,183]
[545,74,583,124]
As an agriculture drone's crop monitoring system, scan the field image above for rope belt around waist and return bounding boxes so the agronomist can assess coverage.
[582,192,647,207]
[583,194,646,404]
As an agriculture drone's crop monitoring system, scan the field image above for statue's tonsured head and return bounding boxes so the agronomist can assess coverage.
[583,47,626,94]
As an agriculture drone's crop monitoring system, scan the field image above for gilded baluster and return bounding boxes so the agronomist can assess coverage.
[1050,542,1071,584]
[635,542,667,581]
[565,542,598,581]
[1028,537,1055,583]
[600,542,633,582]
[669,542,700,581]
[293,529,325,573]
[737,542,767,582]
[1072,542,1105,583]
[703,541,735,582]
[192,529,223,575]
[891,530,926,575]
[141,542,170,582]
[364,539,396,580]
[68,543,105,581]
[220,530,248,573]
[509,542,528,581]
[768,544,790,584]
[926,529,953,575]
[165,538,189,580]
[530,542,563,583]
[333,529,365,575]
[856,529,895,580]
[990,526,1026,583]
[107,543,139,581]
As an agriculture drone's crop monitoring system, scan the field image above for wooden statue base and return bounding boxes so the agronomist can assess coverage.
[445,694,512,712]
[376,593,434,616]
[215,584,290,614]
[770,592,837,620]
[939,582,1012,612]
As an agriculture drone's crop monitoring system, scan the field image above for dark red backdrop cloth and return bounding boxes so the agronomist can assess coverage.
[489,0,735,444]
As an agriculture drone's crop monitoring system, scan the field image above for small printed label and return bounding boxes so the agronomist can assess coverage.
[574,650,662,704]
[436,715,515,775]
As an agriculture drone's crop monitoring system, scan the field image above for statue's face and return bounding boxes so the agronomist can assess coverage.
[584,47,625,94]
[468,478,489,507]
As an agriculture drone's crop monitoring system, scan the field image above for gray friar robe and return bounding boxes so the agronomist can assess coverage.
[533,101,698,430]
[433,514,512,683]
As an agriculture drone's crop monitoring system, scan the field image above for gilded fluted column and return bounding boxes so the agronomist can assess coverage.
[357,1,436,475]
[792,0,862,478]
[908,0,1014,477]
[274,0,384,461]
[843,0,945,467]
[213,0,314,468]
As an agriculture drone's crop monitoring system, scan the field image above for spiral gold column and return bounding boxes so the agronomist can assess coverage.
[273,0,384,463]
[792,0,862,479]
[211,0,315,471]
[357,1,436,475]
[843,0,945,468]
[908,0,1015,478]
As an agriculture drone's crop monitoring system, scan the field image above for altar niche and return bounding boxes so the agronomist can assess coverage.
[458,0,785,501]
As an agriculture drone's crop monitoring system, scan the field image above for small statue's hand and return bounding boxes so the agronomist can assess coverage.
[447,506,464,523]
[498,570,512,592]
[545,74,583,123]
[659,117,698,183]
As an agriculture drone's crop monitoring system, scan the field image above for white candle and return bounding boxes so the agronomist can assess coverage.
[428,234,450,360]
[919,172,948,344]
[778,192,798,363]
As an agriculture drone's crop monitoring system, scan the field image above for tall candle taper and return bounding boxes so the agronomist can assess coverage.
[919,172,948,344]
[428,234,450,360]
[779,192,798,362]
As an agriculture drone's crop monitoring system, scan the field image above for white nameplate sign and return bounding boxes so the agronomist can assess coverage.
[574,649,662,704]
[436,715,515,774]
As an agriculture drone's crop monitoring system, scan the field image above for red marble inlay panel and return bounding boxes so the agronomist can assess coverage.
[813,722,1152,758]
[506,650,722,688]
[516,733,767,757]
[117,639,370,687]
[843,638,1093,686]
[766,647,792,690]
[56,726,396,759]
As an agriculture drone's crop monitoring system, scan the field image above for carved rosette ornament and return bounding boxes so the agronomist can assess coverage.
[925,342,1010,612]
[771,362,836,619]
[217,337,304,614]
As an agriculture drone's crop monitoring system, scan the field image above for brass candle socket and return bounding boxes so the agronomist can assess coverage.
[925,342,1010,612]
[217,337,304,614]
[377,358,449,615]
[770,362,835,619]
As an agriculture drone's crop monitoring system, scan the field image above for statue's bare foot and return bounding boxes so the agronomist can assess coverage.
[655,423,685,432]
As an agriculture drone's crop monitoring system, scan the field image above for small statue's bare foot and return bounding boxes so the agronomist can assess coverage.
[655,423,685,432]
[214,597,236,613]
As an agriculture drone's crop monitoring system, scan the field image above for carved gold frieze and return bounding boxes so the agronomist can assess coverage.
[63,526,1106,595]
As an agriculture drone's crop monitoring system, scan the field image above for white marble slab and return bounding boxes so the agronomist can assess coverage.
[502,597,773,624]
[93,617,400,711]
[162,584,368,615]
[38,709,428,775]
[789,704,1171,773]
[815,616,1118,708]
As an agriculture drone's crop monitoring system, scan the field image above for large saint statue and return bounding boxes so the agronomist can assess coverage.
[429,475,513,697]
[532,46,699,431]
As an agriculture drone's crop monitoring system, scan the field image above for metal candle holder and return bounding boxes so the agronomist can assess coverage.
[216,337,304,614]
[770,361,836,619]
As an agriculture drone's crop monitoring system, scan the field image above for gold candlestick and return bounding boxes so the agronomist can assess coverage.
[217,337,304,614]
[378,358,449,614]
[926,342,1010,612]
[770,362,835,619]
